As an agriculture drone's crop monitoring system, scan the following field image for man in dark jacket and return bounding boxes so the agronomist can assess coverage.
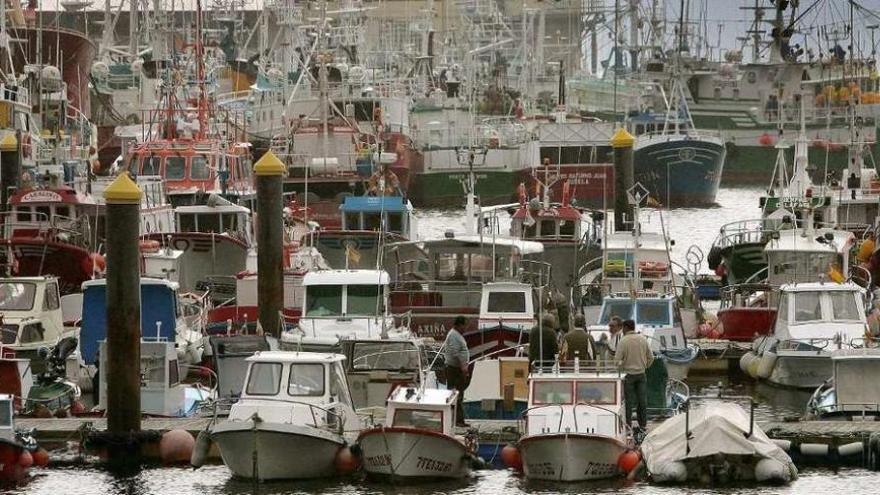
[560,314,596,362]
[529,313,559,366]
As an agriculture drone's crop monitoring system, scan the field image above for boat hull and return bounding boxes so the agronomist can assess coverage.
[409,170,518,207]
[519,433,626,481]
[357,427,471,480]
[519,164,614,209]
[212,420,345,480]
[464,324,528,360]
[719,242,767,286]
[633,137,726,206]
[717,307,776,342]
[766,353,832,389]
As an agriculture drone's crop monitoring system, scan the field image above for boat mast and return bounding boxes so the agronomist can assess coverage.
[195,0,207,140]
[129,0,138,60]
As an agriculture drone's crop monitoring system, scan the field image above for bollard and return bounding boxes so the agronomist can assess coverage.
[0,132,20,214]
[103,173,143,439]
[254,150,285,338]
[611,127,634,232]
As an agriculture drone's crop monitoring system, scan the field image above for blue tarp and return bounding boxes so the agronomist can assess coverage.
[79,282,178,364]
[340,196,407,213]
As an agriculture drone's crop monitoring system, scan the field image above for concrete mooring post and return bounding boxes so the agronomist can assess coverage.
[0,132,20,213]
[103,173,143,438]
[611,127,635,232]
[254,150,285,338]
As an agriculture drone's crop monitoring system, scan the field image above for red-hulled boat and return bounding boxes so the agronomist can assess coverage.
[715,284,777,342]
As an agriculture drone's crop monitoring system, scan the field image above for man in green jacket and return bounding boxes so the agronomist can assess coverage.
[528,313,558,367]
[616,319,654,435]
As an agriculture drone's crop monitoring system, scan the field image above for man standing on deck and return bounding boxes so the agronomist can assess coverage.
[528,313,559,367]
[444,316,471,427]
[616,319,654,440]
[560,314,596,362]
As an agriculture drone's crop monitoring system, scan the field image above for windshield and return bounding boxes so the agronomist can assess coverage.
[487,291,527,313]
[794,292,823,322]
[393,409,442,432]
[599,300,633,324]
[245,362,282,396]
[141,155,161,175]
[191,155,211,180]
[166,156,186,180]
[347,285,383,316]
[305,285,343,316]
[288,363,325,396]
[636,300,671,326]
[576,381,617,404]
[0,283,36,311]
[532,381,573,405]
[830,291,861,321]
[351,342,419,371]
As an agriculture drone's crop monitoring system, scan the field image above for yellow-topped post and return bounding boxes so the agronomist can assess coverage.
[0,131,20,213]
[611,127,635,231]
[254,150,285,338]
[103,172,143,442]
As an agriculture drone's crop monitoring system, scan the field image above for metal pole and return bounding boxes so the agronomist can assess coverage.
[103,173,143,438]
[254,150,285,338]
[611,128,635,232]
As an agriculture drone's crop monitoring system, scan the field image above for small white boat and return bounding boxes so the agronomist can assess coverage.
[514,359,635,481]
[642,399,797,484]
[211,351,361,480]
[356,385,477,480]
[807,349,880,420]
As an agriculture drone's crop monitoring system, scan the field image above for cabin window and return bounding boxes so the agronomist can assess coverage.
[559,220,575,238]
[287,363,325,396]
[329,364,350,405]
[178,214,197,232]
[393,409,442,432]
[168,360,180,386]
[35,206,50,222]
[245,362,283,396]
[19,323,44,344]
[305,285,343,316]
[15,206,30,222]
[0,400,10,427]
[344,213,360,229]
[576,381,616,404]
[166,156,186,180]
[197,214,221,233]
[191,155,211,180]
[599,300,633,324]
[533,381,573,405]
[794,292,823,322]
[364,213,381,231]
[55,205,70,219]
[351,342,419,371]
[387,214,403,233]
[141,155,161,175]
[43,282,60,311]
[523,220,537,238]
[487,291,526,313]
[539,220,556,237]
[221,214,240,233]
[347,285,383,316]
[830,291,860,321]
[636,300,670,326]
[0,282,36,310]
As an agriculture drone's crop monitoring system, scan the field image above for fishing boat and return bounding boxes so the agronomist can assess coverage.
[0,277,77,360]
[0,394,43,482]
[715,284,776,342]
[511,359,635,482]
[806,349,880,420]
[642,398,797,484]
[339,338,422,411]
[211,351,361,480]
[356,385,478,480]
[741,282,872,389]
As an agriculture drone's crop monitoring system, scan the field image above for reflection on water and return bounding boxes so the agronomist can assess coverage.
[13,188,880,494]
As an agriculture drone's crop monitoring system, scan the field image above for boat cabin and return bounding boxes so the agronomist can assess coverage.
[341,338,421,410]
[80,278,184,365]
[232,351,359,431]
[478,281,537,332]
[5,187,98,243]
[419,235,544,283]
[175,199,253,242]
[384,386,457,436]
[289,270,395,346]
[525,363,625,437]
[601,230,672,293]
[509,203,584,243]
[588,294,688,353]
[208,335,276,400]
[810,349,880,418]
[773,282,868,348]
[763,228,854,286]
[0,276,68,352]
[340,196,417,240]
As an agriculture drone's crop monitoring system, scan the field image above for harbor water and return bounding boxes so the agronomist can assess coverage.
[14,186,880,494]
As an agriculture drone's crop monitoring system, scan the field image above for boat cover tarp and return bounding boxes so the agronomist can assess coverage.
[79,283,178,364]
[642,402,794,475]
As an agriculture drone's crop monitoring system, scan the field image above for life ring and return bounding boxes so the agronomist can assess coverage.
[171,238,191,252]
[638,260,668,275]
[139,239,161,253]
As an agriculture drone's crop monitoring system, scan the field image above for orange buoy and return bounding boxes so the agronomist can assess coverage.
[617,449,641,473]
[500,444,523,471]
[17,450,33,468]
[70,400,86,415]
[758,133,774,146]
[334,446,360,473]
[159,429,195,465]
[139,239,161,252]
[31,449,49,468]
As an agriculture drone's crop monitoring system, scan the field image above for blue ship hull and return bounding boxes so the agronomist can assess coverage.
[633,137,726,206]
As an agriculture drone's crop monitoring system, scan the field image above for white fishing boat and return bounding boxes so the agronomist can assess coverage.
[642,398,797,485]
[356,386,477,480]
[807,349,880,420]
[741,282,871,389]
[512,359,635,482]
[211,351,361,480]
[0,276,77,358]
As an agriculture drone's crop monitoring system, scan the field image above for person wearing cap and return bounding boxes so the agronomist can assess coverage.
[529,313,559,367]
[616,319,654,435]
[560,314,596,362]
[444,315,471,426]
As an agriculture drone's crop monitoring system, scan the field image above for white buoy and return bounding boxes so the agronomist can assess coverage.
[756,350,777,379]
[654,461,687,483]
[755,458,790,483]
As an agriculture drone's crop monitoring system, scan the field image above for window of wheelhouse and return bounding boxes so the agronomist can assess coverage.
[245,362,282,396]
[141,155,161,175]
[221,213,239,233]
[387,213,403,233]
[178,213,196,232]
[576,381,616,404]
[15,206,31,222]
[35,205,50,222]
[539,219,556,237]
[393,409,442,432]
[559,219,576,238]
[166,156,186,180]
[197,214,221,233]
[532,380,573,405]
[55,205,71,220]
[191,155,211,180]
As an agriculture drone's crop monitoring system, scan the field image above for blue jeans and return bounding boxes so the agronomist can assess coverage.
[624,373,648,429]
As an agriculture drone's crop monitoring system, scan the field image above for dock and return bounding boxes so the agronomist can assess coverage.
[690,338,751,374]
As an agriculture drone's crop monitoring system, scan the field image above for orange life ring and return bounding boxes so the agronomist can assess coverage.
[139,240,161,252]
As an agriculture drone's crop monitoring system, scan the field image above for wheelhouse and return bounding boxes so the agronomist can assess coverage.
[5,187,98,241]
[510,205,583,242]
[340,196,416,240]
[764,228,854,286]
[175,202,252,240]
[385,387,457,436]
[773,283,867,345]
[0,276,63,347]
[241,352,353,408]
[302,270,390,319]
[478,281,537,330]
